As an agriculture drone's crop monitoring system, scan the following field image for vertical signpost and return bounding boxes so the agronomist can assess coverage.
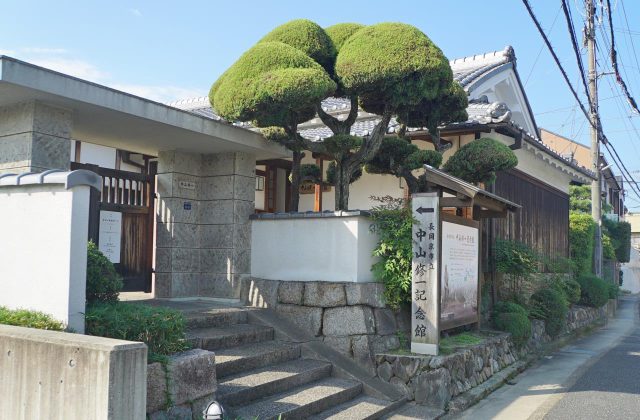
[411,192,440,355]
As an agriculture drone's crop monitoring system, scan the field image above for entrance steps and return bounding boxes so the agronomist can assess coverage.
[184,304,406,419]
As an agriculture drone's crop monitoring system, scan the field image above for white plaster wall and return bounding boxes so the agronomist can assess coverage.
[0,184,90,332]
[79,142,117,169]
[251,216,379,282]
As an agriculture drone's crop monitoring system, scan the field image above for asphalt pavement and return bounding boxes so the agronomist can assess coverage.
[454,295,639,420]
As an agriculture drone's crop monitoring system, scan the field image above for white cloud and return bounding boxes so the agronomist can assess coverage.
[110,83,204,103]
[129,8,142,17]
[27,57,109,80]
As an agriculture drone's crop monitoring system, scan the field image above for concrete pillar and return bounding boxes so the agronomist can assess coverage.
[155,151,255,299]
[0,101,72,174]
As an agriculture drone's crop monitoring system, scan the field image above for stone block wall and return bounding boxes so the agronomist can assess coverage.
[156,151,255,299]
[241,278,408,374]
[147,349,217,419]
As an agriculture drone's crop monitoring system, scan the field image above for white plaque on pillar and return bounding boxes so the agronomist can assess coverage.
[99,211,122,263]
[411,193,440,355]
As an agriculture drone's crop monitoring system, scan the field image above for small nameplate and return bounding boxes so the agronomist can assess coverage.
[179,181,196,190]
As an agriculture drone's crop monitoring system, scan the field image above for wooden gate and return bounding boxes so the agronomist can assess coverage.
[72,162,156,292]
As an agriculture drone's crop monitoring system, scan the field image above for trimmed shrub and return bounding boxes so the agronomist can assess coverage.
[529,288,568,337]
[560,278,582,305]
[569,212,596,275]
[493,301,529,318]
[607,283,619,299]
[86,241,122,304]
[442,138,518,185]
[85,302,189,359]
[495,312,531,348]
[0,306,64,331]
[576,274,609,308]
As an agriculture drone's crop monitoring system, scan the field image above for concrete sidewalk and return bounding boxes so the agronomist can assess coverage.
[451,296,638,420]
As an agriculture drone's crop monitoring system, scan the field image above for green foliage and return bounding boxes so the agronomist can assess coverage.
[210,41,336,127]
[0,306,64,330]
[569,212,596,275]
[86,241,122,304]
[296,163,322,183]
[494,312,531,348]
[325,23,365,53]
[259,19,336,73]
[396,81,469,132]
[494,240,538,302]
[365,136,442,174]
[529,288,568,337]
[323,134,363,154]
[85,302,189,358]
[440,332,484,353]
[260,126,290,143]
[335,22,452,111]
[569,185,591,213]
[369,196,413,309]
[607,282,619,299]
[603,218,631,263]
[602,233,615,260]
[493,301,529,318]
[576,274,610,308]
[326,161,362,185]
[558,277,582,305]
[442,138,518,185]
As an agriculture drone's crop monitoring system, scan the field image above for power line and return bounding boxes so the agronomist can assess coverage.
[562,0,591,101]
[524,5,563,87]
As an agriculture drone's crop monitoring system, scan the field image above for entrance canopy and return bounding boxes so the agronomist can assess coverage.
[423,165,520,217]
[0,56,288,159]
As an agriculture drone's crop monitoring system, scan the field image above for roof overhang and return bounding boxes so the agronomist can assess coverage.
[423,165,521,214]
[0,56,288,159]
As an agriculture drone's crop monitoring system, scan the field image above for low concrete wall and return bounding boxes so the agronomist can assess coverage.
[0,324,147,420]
[241,277,405,373]
[250,212,379,283]
[147,349,217,419]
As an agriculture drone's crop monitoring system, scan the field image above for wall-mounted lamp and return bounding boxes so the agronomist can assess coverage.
[203,401,225,419]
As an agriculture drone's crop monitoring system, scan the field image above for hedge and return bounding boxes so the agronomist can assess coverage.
[86,241,122,304]
[529,288,568,337]
[569,212,596,275]
[493,301,531,348]
[0,306,64,331]
[576,274,609,308]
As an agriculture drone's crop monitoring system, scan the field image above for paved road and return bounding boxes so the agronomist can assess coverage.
[455,296,639,420]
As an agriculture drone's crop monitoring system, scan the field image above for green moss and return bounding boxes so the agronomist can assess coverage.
[210,41,335,127]
[443,137,518,185]
[336,23,452,112]
[440,332,484,349]
[259,19,336,72]
[325,23,365,52]
[0,307,64,331]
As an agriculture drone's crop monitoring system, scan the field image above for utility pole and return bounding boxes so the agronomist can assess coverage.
[587,0,603,277]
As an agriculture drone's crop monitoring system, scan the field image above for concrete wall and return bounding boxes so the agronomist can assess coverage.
[155,151,255,299]
[0,182,91,332]
[251,213,379,283]
[0,324,147,420]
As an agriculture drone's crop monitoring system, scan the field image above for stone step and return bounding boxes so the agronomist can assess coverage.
[309,395,401,420]
[228,377,363,420]
[187,323,274,351]
[184,307,248,329]
[216,340,302,378]
[218,358,333,407]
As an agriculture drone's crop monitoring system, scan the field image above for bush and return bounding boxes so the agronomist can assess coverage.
[442,138,518,185]
[569,212,596,275]
[560,278,582,305]
[0,306,64,331]
[494,240,539,302]
[86,241,122,304]
[576,274,609,308]
[85,302,189,359]
[607,283,619,299]
[495,312,531,348]
[493,301,529,318]
[370,196,413,310]
[529,288,568,337]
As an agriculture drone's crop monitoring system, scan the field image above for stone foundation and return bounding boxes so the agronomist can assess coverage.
[147,349,216,419]
[241,278,407,374]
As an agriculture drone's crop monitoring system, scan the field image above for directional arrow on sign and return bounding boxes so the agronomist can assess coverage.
[416,207,434,214]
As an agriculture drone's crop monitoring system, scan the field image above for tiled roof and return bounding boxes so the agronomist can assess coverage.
[450,46,516,89]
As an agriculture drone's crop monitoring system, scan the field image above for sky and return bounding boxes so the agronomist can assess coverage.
[2,0,640,206]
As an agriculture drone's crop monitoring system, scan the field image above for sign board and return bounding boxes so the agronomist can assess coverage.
[411,193,440,355]
[99,211,121,263]
[440,220,479,329]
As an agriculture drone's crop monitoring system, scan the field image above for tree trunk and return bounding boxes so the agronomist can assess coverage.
[333,160,351,211]
[289,150,302,212]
